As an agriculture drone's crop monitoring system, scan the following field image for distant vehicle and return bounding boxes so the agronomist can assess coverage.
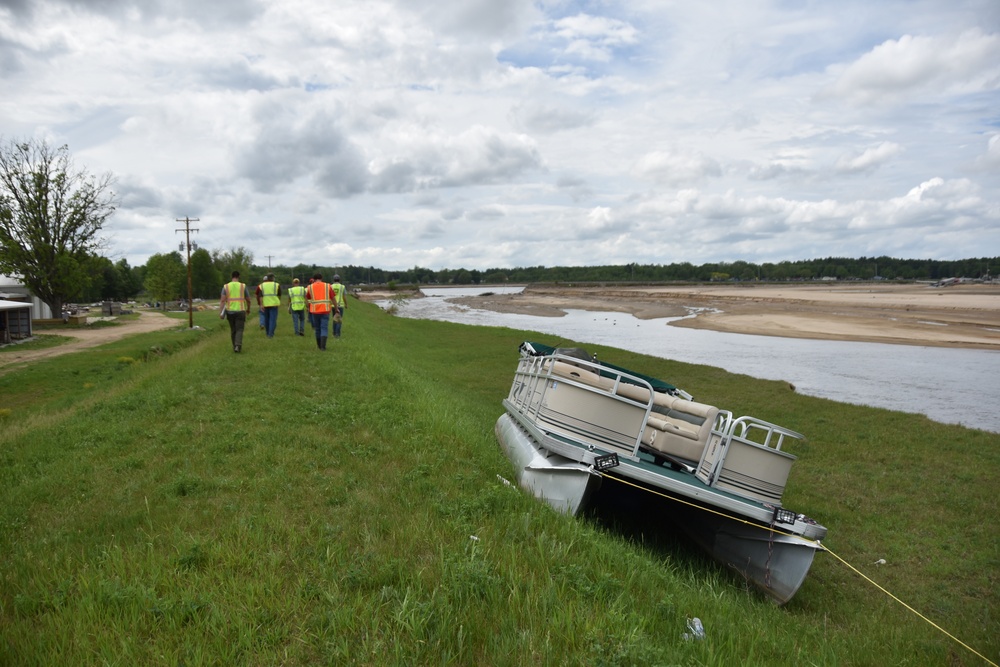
[931,277,961,287]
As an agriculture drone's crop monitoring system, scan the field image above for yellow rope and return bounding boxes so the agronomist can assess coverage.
[599,471,998,667]
[601,470,813,541]
[820,545,998,667]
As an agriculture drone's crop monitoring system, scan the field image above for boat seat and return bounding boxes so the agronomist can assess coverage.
[547,360,603,385]
[548,360,682,406]
[642,401,720,462]
[545,358,719,462]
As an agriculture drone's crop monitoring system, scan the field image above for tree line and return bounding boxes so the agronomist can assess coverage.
[347,256,998,287]
[94,253,997,308]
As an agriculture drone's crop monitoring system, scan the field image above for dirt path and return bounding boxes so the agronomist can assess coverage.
[0,310,181,374]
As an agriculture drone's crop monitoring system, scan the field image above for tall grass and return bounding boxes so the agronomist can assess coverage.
[0,303,996,666]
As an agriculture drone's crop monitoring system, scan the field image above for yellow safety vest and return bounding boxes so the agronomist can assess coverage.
[260,281,280,307]
[331,282,346,308]
[225,282,246,311]
[288,285,306,311]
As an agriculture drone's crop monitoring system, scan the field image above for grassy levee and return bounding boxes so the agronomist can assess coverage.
[1,302,997,666]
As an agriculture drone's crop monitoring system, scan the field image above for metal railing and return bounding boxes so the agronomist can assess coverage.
[507,351,659,458]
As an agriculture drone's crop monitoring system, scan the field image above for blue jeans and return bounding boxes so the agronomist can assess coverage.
[290,309,305,335]
[311,312,329,339]
[262,306,278,337]
[333,309,344,337]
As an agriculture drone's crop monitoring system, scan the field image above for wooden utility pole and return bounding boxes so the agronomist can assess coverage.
[175,217,200,328]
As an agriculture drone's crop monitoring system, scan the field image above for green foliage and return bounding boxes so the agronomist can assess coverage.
[211,246,254,283]
[189,247,221,299]
[207,255,1000,288]
[98,252,1000,298]
[143,251,186,305]
[0,138,118,314]
[76,256,142,302]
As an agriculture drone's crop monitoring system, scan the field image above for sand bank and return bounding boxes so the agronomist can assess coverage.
[363,283,1000,350]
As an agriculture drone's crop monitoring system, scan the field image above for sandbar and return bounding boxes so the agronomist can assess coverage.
[361,283,1000,350]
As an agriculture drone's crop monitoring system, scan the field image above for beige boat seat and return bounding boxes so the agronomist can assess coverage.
[642,400,720,463]
[547,360,602,384]
[546,359,718,462]
[550,362,672,409]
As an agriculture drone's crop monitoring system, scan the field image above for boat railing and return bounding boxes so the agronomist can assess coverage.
[727,416,804,451]
[697,415,805,504]
[507,351,658,459]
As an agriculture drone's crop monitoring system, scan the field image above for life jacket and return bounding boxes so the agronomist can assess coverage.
[307,282,332,314]
[225,281,246,311]
[260,281,280,307]
[288,285,306,311]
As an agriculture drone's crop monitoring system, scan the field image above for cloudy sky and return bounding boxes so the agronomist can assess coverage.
[2,0,999,271]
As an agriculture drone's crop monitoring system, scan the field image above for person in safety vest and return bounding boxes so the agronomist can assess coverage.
[256,273,282,338]
[305,272,341,351]
[220,270,251,353]
[330,274,347,339]
[286,278,307,336]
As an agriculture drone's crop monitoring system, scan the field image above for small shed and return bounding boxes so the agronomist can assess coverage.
[0,298,33,344]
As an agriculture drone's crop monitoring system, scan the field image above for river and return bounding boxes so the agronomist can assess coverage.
[378,287,1000,434]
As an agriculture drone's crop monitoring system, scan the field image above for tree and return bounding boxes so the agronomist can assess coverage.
[144,252,186,307]
[212,246,254,282]
[189,248,221,299]
[77,254,111,303]
[82,255,139,302]
[0,138,118,315]
[113,258,142,300]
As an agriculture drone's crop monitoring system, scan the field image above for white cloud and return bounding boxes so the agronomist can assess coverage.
[0,0,997,270]
[634,149,722,186]
[836,142,903,173]
[976,133,1000,169]
[412,0,538,42]
[552,13,640,62]
[823,29,1000,105]
[509,102,595,134]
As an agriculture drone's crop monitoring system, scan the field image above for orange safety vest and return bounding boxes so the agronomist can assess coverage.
[225,281,247,311]
[307,281,332,314]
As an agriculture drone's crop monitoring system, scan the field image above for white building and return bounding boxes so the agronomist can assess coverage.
[0,274,53,319]
[0,298,33,343]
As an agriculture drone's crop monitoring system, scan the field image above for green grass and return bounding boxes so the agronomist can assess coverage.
[30,312,143,330]
[0,334,70,355]
[0,301,996,666]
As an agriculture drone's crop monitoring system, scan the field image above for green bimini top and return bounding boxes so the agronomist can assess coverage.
[519,341,679,395]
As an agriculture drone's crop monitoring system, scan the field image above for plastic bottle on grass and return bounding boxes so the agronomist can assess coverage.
[684,617,705,641]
